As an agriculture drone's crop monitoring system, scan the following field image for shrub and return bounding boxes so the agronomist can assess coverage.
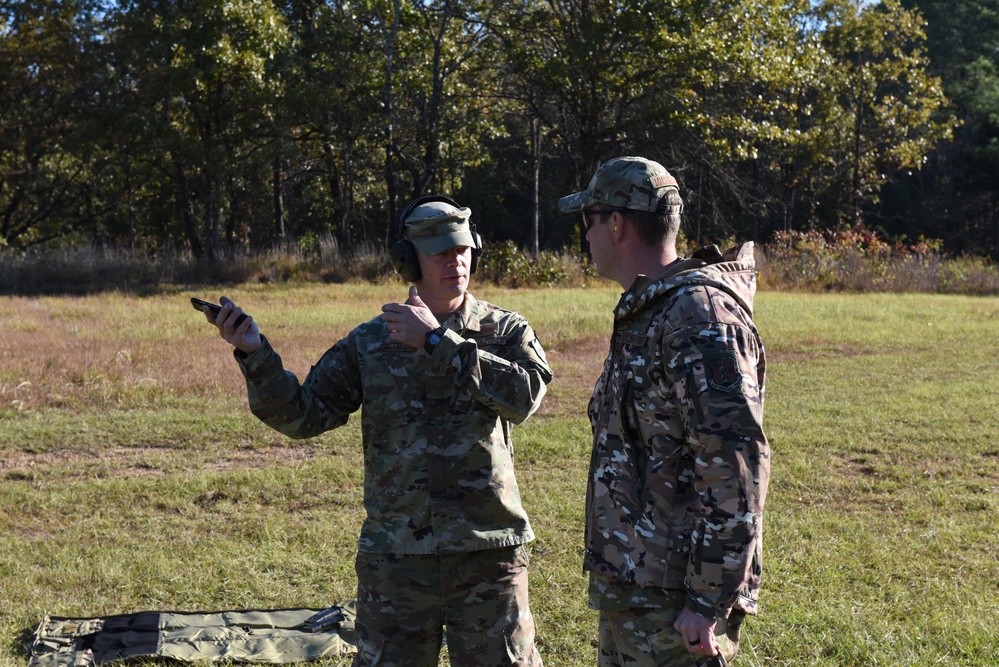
[478,240,584,288]
[1,227,997,295]
[756,224,998,293]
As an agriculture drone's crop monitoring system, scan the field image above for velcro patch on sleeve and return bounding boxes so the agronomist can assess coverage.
[705,350,743,394]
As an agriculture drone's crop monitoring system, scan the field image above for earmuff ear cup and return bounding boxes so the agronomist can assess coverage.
[469,231,483,274]
[391,238,421,282]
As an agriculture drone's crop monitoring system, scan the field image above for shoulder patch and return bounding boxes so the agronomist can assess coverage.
[705,350,743,393]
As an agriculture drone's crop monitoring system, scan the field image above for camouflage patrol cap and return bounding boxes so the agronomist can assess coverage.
[558,156,680,213]
[404,200,476,255]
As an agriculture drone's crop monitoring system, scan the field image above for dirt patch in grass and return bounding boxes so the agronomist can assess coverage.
[0,443,322,481]
[767,341,878,362]
[536,335,606,417]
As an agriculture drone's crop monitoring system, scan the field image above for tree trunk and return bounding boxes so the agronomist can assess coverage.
[337,151,352,248]
[204,176,222,264]
[273,155,286,240]
[530,117,541,258]
[382,0,402,245]
[851,95,865,226]
[175,161,202,259]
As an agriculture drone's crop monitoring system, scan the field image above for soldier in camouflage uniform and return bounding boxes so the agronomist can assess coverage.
[559,157,770,666]
[201,197,552,667]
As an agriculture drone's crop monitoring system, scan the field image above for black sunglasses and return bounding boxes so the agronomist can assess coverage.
[582,208,618,230]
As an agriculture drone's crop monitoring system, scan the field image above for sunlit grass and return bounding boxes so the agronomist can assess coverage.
[1,287,998,666]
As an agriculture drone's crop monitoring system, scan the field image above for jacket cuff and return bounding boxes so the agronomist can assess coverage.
[233,335,276,376]
[684,584,733,621]
[426,329,461,368]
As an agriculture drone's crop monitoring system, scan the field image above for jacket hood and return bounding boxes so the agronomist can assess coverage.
[614,242,759,321]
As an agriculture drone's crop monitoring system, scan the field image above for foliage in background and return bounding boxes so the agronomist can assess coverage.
[758,224,999,293]
[0,0,970,260]
[887,0,999,257]
[805,0,955,225]
[1,224,997,296]
[477,240,587,288]
[765,225,937,290]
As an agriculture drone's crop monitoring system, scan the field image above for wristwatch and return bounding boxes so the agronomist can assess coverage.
[424,326,447,354]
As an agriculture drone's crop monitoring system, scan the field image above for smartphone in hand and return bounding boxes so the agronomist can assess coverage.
[191,297,248,327]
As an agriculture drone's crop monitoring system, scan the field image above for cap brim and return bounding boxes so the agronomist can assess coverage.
[410,230,476,256]
[558,191,593,213]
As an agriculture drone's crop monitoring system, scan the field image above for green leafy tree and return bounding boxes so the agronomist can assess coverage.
[633,0,832,242]
[810,0,955,227]
[494,0,835,245]
[0,0,105,250]
[493,0,696,251]
[381,0,505,227]
[890,0,999,256]
[490,0,955,247]
[106,0,291,261]
[273,0,385,247]
[496,0,674,181]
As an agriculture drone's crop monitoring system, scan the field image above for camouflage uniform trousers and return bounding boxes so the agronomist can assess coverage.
[352,545,543,667]
[597,591,743,667]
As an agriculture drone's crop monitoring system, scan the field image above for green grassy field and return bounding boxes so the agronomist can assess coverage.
[1,285,997,666]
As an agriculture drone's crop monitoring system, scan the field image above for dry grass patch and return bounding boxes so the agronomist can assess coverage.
[0,443,325,482]
[534,334,606,419]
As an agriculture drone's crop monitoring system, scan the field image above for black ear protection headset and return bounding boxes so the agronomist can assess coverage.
[391,195,483,282]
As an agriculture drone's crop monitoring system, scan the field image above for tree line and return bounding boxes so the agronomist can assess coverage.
[2,0,995,262]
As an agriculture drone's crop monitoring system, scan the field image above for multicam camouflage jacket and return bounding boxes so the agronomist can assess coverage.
[235,293,553,555]
[585,243,770,621]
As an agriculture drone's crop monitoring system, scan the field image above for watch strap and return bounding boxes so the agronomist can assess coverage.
[424,326,447,355]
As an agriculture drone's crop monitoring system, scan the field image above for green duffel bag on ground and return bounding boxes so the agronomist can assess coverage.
[27,602,356,666]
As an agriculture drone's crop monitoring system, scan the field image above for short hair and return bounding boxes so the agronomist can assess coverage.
[620,188,683,248]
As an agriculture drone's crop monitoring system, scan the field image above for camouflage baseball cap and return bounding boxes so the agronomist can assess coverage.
[558,156,679,213]
[404,200,476,255]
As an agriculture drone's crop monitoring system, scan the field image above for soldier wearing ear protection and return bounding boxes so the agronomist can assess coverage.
[205,194,552,667]
[391,195,483,282]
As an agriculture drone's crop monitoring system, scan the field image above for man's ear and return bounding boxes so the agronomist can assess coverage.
[611,211,625,240]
